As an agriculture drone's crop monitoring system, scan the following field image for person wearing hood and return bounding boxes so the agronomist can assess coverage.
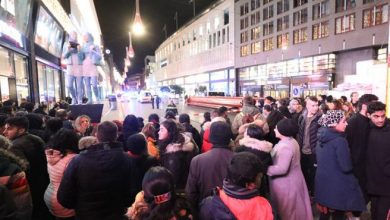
[120,114,141,146]
[186,121,234,217]
[62,31,85,104]
[179,113,202,149]
[81,32,102,104]
[158,119,197,191]
[25,113,46,141]
[57,121,133,219]
[232,96,262,136]
[315,110,366,220]
[267,118,313,220]
[44,129,79,219]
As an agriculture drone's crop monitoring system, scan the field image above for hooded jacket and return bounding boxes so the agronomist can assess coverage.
[160,134,197,191]
[237,137,273,169]
[81,33,102,76]
[57,141,133,220]
[62,32,85,76]
[315,127,366,211]
[44,149,76,217]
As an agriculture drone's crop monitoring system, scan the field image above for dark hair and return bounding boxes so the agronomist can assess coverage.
[137,117,144,131]
[165,111,176,120]
[0,114,9,127]
[96,121,118,142]
[24,102,35,113]
[246,124,265,141]
[45,118,63,133]
[263,105,273,112]
[48,129,79,156]
[141,166,176,219]
[265,96,274,103]
[307,96,319,103]
[340,96,348,103]
[178,113,190,124]
[367,101,386,114]
[55,109,68,120]
[123,114,140,138]
[5,116,29,130]
[218,106,228,116]
[243,96,255,105]
[325,95,333,103]
[148,113,160,123]
[203,112,211,122]
[227,152,263,188]
[278,98,289,107]
[331,99,343,110]
[358,94,379,112]
[159,119,184,152]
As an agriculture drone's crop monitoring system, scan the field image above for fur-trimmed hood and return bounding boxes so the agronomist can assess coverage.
[0,148,29,171]
[165,133,195,153]
[202,117,226,131]
[238,137,273,153]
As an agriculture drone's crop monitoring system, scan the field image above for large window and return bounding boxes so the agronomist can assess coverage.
[14,54,28,104]
[277,0,289,14]
[251,27,261,40]
[293,28,307,44]
[335,13,355,34]
[263,21,274,36]
[263,38,273,51]
[240,17,249,30]
[240,45,250,57]
[0,0,32,35]
[240,2,249,16]
[240,31,249,43]
[264,0,273,4]
[277,33,289,49]
[293,0,308,8]
[313,0,330,20]
[251,0,261,11]
[277,15,289,31]
[251,11,261,25]
[37,62,61,106]
[312,21,329,40]
[251,41,261,54]
[336,0,356,13]
[263,5,274,20]
[293,8,308,26]
[363,4,388,28]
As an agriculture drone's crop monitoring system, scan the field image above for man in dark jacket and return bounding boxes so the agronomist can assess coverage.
[199,152,273,220]
[366,101,390,220]
[185,121,234,214]
[296,96,322,196]
[4,116,52,220]
[58,121,133,220]
[179,113,202,149]
[345,93,378,202]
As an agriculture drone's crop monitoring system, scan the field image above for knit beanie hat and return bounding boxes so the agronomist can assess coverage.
[276,118,298,137]
[126,133,147,155]
[209,121,232,146]
[318,110,344,127]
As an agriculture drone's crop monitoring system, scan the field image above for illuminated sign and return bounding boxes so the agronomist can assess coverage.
[0,20,23,47]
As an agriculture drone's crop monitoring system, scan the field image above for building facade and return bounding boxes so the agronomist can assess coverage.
[236,0,388,98]
[154,0,236,96]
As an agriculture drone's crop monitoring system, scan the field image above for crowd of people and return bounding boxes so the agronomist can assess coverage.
[0,91,389,220]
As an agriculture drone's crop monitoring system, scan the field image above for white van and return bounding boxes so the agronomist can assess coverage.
[137,91,152,103]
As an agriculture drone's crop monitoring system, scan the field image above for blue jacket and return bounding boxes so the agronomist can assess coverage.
[315,127,366,211]
[81,33,102,65]
[57,142,133,220]
[62,46,85,65]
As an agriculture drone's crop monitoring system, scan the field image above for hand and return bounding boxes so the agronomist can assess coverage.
[90,45,95,51]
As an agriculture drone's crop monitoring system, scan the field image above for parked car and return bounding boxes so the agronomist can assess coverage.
[137,91,152,103]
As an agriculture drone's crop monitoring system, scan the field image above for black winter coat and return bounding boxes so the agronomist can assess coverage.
[296,111,322,155]
[57,142,133,220]
[366,119,390,196]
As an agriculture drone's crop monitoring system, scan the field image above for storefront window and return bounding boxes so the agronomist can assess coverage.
[34,6,64,57]
[0,76,9,101]
[37,62,61,107]
[0,0,32,35]
[0,46,13,77]
[210,70,227,81]
[14,53,28,103]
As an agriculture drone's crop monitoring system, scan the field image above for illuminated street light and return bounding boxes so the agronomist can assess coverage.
[131,0,145,36]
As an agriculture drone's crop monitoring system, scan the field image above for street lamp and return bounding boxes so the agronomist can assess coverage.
[131,0,145,36]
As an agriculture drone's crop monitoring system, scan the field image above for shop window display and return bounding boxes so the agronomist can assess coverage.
[14,53,28,104]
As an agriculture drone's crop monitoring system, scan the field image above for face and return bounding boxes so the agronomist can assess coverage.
[342,104,349,112]
[306,99,319,116]
[79,117,90,129]
[290,100,299,112]
[83,34,89,43]
[334,117,348,132]
[70,32,78,41]
[369,110,386,127]
[351,92,359,103]
[3,124,24,140]
[158,125,168,140]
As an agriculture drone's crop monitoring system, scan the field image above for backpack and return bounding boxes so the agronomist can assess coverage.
[241,112,255,124]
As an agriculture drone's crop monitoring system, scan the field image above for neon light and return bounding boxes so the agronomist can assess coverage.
[0,20,23,47]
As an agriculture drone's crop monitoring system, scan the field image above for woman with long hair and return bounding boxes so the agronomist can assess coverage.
[158,119,197,191]
[44,129,79,219]
[121,114,141,146]
[127,166,192,220]
[142,122,160,159]
[74,115,93,137]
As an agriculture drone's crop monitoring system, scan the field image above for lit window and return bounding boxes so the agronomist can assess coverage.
[335,13,355,34]
[293,27,307,44]
[277,15,289,32]
[251,41,261,54]
[263,37,273,51]
[240,45,250,56]
[277,0,289,14]
[263,21,274,36]
[363,4,388,28]
[336,0,356,13]
[277,33,289,49]
[313,0,330,20]
[312,21,329,40]
[293,8,308,26]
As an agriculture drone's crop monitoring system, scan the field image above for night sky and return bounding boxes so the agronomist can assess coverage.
[94,0,215,76]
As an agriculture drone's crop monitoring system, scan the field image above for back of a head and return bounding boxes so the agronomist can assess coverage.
[55,109,68,120]
[358,94,379,111]
[0,114,9,127]
[203,112,211,121]
[209,121,232,146]
[96,121,118,142]
[246,124,265,141]
[24,102,35,113]
[5,116,29,130]
[123,114,139,132]
[148,113,160,123]
[25,113,43,130]
[126,133,147,155]
[178,113,190,124]
[45,118,63,133]
[218,106,228,116]
[165,111,176,120]
[49,128,79,155]
[243,96,254,106]
[227,152,263,188]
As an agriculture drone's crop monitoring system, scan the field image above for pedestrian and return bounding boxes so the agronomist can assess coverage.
[156,95,161,109]
[148,113,160,140]
[316,110,366,220]
[121,114,140,146]
[186,121,234,214]
[74,115,93,138]
[200,152,273,220]
[158,119,197,191]
[141,122,160,159]
[125,133,159,203]
[345,94,378,203]
[267,118,313,220]
[4,116,53,220]
[232,96,261,136]
[179,113,202,149]
[201,116,226,153]
[151,95,155,109]
[127,166,193,220]
[366,101,390,220]
[296,96,322,197]
[44,129,79,219]
[350,92,359,112]
[57,121,133,219]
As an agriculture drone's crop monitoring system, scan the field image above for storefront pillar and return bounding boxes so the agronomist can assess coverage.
[235,68,240,97]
